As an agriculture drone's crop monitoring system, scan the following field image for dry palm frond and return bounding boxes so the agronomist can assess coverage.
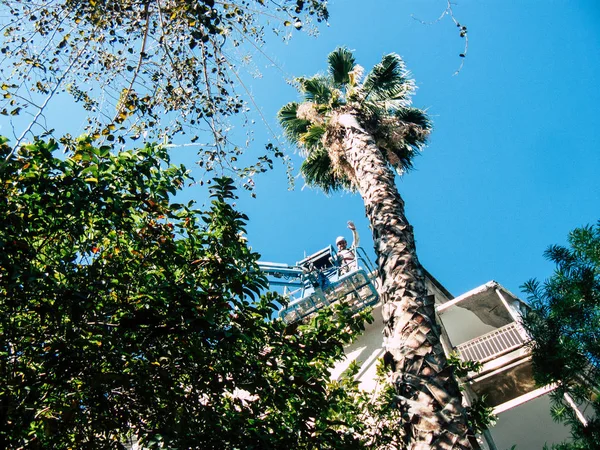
[324,116,358,188]
[348,64,365,86]
[296,102,324,125]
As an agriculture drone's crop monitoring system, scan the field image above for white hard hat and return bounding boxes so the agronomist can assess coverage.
[336,236,346,244]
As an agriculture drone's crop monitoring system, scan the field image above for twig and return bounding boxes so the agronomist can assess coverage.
[411,1,468,75]
[5,42,90,162]
[111,0,152,125]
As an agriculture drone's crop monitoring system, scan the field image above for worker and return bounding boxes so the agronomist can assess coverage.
[335,221,359,274]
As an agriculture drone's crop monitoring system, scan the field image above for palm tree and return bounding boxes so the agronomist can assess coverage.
[278,48,475,449]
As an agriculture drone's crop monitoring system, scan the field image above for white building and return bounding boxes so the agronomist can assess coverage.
[268,246,588,448]
[333,274,582,450]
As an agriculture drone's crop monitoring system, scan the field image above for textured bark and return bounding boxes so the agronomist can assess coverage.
[327,111,475,450]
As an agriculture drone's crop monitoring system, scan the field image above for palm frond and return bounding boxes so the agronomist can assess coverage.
[298,76,333,104]
[372,108,430,175]
[367,80,415,107]
[395,107,432,131]
[387,142,418,175]
[361,99,415,124]
[328,47,355,87]
[361,101,388,122]
[301,147,351,194]
[278,102,310,145]
[299,124,327,150]
[394,107,432,147]
[362,53,412,103]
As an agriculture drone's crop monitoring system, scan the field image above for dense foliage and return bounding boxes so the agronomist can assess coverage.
[0,136,381,449]
[522,222,600,450]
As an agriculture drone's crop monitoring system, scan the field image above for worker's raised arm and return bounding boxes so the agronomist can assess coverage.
[347,221,359,248]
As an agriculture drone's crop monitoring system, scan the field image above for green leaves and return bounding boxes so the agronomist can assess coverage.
[447,351,483,379]
[328,47,356,86]
[278,102,310,145]
[394,107,431,133]
[521,221,600,449]
[301,147,351,194]
[0,136,376,449]
[299,76,334,104]
[362,53,411,103]
[465,396,497,434]
[299,124,326,149]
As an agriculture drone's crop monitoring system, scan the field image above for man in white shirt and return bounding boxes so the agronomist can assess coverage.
[335,221,359,274]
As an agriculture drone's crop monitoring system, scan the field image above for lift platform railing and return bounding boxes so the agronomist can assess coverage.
[258,245,379,324]
[279,268,378,323]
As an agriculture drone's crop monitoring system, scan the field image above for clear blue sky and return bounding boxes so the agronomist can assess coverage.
[2,1,599,299]
[230,0,600,298]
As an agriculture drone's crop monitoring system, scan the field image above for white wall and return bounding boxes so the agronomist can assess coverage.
[440,306,497,346]
[489,393,572,450]
[330,303,385,391]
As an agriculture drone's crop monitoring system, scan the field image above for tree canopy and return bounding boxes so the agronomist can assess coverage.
[522,221,600,450]
[0,135,386,449]
[278,47,431,194]
[0,0,328,181]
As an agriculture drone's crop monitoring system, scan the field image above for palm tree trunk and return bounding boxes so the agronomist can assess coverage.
[328,111,475,450]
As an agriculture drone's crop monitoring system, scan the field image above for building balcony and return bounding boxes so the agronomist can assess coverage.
[455,321,529,364]
[436,281,536,408]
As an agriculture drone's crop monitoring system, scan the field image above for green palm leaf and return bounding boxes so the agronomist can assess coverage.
[301,147,350,194]
[394,107,431,147]
[298,76,333,104]
[299,124,327,150]
[279,48,430,193]
[361,101,388,122]
[362,53,411,103]
[278,102,310,145]
[328,47,355,87]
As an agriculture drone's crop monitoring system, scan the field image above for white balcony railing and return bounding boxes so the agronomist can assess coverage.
[455,322,528,363]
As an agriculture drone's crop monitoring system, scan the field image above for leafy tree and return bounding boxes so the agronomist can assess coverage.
[278,47,474,449]
[522,222,600,450]
[0,135,377,449]
[0,0,328,178]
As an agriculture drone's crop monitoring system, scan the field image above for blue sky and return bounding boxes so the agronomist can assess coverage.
[2,1,599,299]
[229,0,600,298]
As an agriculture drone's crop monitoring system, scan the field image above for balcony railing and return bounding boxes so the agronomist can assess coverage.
[455,322,529,363]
